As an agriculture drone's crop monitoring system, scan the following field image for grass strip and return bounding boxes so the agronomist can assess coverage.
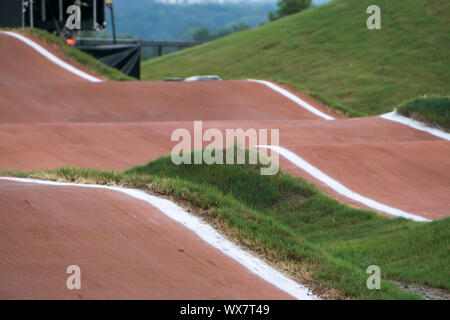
[2,149,448,299]
[397,96,450,132]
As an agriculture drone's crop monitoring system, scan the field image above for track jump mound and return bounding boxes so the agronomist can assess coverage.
[0,179,296,299]
[0,32,328,123]
[0,31,449,224]
[0,80,328,123]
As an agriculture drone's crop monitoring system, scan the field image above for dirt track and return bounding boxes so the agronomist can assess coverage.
[0,32,449,298]
[0,180,293,299]
[1,32,449,219]
[1,118,448,219]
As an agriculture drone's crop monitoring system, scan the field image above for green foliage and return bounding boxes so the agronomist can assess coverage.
[192,28,216,42]
[269,0,312,21]
[192,24,250,42]
[142,0,450,116]
[398,97,450,132]
[216,24,250,39]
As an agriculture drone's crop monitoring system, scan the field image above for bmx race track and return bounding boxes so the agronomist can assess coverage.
[0,31,449,299]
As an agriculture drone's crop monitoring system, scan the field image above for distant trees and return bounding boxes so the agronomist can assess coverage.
[192,28,216,42]
[192,23,249,42]
[269,0,311,21]
[112,0,275,41]
[217,23,250,38]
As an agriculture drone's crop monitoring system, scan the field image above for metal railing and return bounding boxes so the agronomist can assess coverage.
[77,37,205,58]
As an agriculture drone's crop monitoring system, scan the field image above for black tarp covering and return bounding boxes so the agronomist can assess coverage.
[76,44,141,79]
[0,1,23,28]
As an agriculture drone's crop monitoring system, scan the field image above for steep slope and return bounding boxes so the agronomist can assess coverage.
[142,0,450,116]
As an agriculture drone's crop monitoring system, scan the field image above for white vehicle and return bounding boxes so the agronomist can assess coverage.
[184,75,222,82]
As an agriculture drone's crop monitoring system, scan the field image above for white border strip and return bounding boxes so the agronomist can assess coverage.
[257,146,431,222]
[0,177,317,300]
[248,79,450,142]
[247,79,335,120]
[380,111,450,141]
[0,31,102,83]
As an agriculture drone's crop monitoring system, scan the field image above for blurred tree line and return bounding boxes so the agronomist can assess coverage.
[191,23,250,42]
[269,0,311,21]
[109,0,276,41]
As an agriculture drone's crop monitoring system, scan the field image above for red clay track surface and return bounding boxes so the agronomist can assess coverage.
[0,32,449,220]
[0,180,293,299]
[0,32,449,298]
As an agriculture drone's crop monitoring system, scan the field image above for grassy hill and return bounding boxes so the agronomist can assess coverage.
[142,0,450,116]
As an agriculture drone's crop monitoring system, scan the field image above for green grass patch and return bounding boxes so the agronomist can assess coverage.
[398,96,450,132]
[3,27,135,81]
[141,0,450,116]
[2,148,448,299]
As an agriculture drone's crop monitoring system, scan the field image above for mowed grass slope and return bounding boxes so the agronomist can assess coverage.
[398,96,450,132]
[142,0,450,116]
[3,150,448,299]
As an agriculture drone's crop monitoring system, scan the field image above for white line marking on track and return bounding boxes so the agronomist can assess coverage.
[0,177,318,300]
[247,79,335,120]
[4,31,446,145]
[257,145,431,222]
[248,79,450,142]
[1,32,439,222]
[380,110,450,141]
[0,31,102,83]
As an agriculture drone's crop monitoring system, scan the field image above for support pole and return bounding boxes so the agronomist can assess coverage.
[22,0,25,28]
[41,0,46,21]
[106,0,117,44]
[29,0,34,28]
[58,0,63,22]
[93,0,97,30]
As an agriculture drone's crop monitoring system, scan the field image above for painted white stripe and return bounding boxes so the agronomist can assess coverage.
[0,177,318,300]
[380,110,450,141]
[0,31,102,83]
[247,79,450,142]
[257,146,431,222]
[247,79,335,120]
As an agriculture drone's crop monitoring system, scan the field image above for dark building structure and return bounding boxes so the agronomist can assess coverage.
[0,1,141,79]
[0,1,24,28]
[0,1,106,32]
